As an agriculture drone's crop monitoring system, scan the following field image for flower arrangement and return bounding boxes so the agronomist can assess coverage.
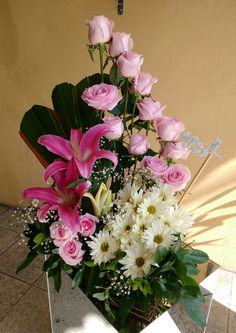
[17,15,221,333]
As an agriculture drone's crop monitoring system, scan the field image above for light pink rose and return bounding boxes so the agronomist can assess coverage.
[137,98,166,121]
[163,142,191,160]
[153,116,185,141]
[50,221,74,247]
[79,213,98,237]
[163,164,191,191]
[128,134,149,155]
[82,83,122,111]
[116,51,143,78]
[110,32,134,57]
[103,116,124,140]
[87,15,114,44]
[140,156,168,176]
[59,237,85,266]
[133,72,158,96]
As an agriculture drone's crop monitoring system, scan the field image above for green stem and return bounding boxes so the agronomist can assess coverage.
[122,80,129,138]
[130,98,138,134]
[146,120,150,136]
[99,44,104,82]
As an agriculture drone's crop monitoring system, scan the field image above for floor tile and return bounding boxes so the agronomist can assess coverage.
[0,207,25,234]
[0,241,44,284]
[0,272,29,321]
[0,226,19,255]
[0,205,9,214]
[34,272,47,290]
[0,286,51,333]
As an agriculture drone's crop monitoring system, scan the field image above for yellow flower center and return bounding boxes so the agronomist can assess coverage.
[100,242,109,252]
[135,257,145,267]
[147,205,156,214]
[164,220,170,227]
[154,234,163,244]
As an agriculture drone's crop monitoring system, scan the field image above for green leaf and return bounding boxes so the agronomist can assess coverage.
[117,295,136,323]
[72,266,85,289]
[84,261,94,267]
[151,280,166,298]
[174,258,187,276]
[155,246,169,264]
[43,254,60,272]
[33,233,46,244]
[16,250,38,274]
[179,295,206,328]
[185,249,209,264]
[53,269,62,292]
[186,263,200,276]
[93,292,107,301]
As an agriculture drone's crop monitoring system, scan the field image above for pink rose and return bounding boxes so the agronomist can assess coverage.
[163,142,191,160]
[82,83,122,111]
[79,213,98,237]
[128,134,149,155]
[59,237,85,266]
[103,116,124,140]
[50,221,75,247]
[110,32,133,57]
[116,51,143,78]
[140,156,168,176]
[137,98,166,121]
[87,15,114,44]
[163,164,191,191]
[133,72,158,96]
[153,116,185,141]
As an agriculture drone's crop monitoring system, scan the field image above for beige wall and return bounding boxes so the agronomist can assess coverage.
[1,0,236,266]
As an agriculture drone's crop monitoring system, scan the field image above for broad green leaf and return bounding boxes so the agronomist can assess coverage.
[186,263,200,276]
[155,246,169,264]
[72,266,85,289]
[179,295,206,328]
[117,295,136,323]
[185,249,209,264]
[43,254,60,272]
[16,250,38,274]
[33,233,45,244]
[53,269,62,292]
[151,280,166,298]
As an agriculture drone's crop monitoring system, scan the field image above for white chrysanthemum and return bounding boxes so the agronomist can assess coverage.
[159,206,179,231]
[137,196,166,218]
[119,242,154,279]
[142,222,177,251]
[132,214,153,235]
[172,208,194,236]
[111,213,135,239]
[118,183,141,204]
[87,230,119,265]
[158,182,177,204]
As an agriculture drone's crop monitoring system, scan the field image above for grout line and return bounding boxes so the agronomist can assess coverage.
[0,284,33,323]
[0,237,21,257]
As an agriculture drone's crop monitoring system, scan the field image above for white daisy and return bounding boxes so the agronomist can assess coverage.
[118,182,141,204]
[87,229,119,265]
[119,242,154,279]
[158,182,177,204]
[172,208,194,236]
[142,222,177,251]
[137,196,166,219]
[132,214,153,235]
[111,212,135,240]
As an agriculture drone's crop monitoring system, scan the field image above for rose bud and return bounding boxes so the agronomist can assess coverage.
[82,83,122,111]
[133,72,158,96]
[50,221,75,247]
[163,142,191,160]
[137,98,166,121]
[102,116,124,140]
[87,15,114,44]
[128,134,149,155]
[116,51,143,78]
[79,213,99,237]
[109,32,134,57]
[140,156,168,176]
[163,164,191,191]
[59,237,85,266]
[153,116,185,141]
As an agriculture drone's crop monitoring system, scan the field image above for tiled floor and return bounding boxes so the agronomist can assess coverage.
[0,205,51,333]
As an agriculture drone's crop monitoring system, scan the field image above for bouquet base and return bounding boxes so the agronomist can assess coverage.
[47,261,219,333]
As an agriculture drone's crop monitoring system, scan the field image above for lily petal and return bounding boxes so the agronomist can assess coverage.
[79,124,110,157]
[57,206,80,232]
[96,149,118,168]
[64,159,79,187]
[44,160,68,183]
[38,135,73,160]
[74,156,95,179]
[70,129,83,149]
[75,180,92,205]
[23,187,60,204]
[37,203,52,222]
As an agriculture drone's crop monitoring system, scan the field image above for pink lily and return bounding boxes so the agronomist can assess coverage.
[23,159,91,232]
[38,124,118,179]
